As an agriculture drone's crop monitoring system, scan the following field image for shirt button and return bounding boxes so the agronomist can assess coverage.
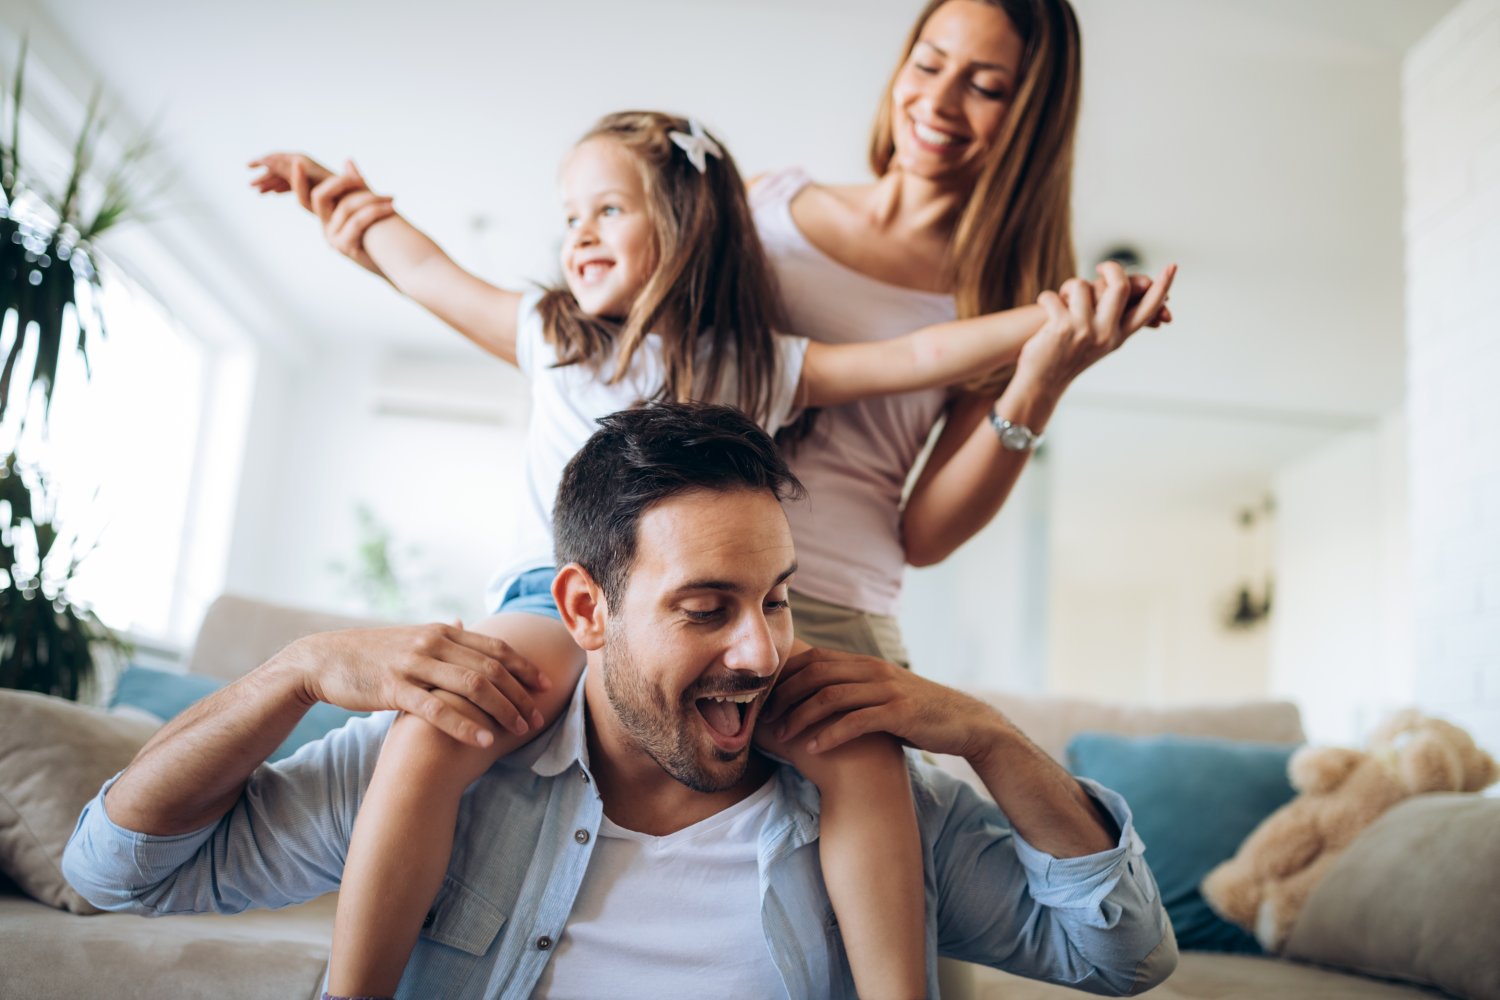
[574,829,590,845]
[536,935,554,951]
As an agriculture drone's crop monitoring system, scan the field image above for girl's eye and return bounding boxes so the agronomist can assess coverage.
[565,216,580,229]
[601,205,621,217]
[972,84,1008,101]
[914,62,940,75]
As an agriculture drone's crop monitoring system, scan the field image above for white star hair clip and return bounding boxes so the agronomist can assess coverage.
[668,119,724,174]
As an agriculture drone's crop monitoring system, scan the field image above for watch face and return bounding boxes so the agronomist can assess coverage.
[1001,424,1033,450]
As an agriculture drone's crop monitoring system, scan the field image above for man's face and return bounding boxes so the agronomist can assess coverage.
[600,487,797,793]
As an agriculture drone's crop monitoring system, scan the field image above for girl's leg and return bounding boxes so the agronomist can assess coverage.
[759,728,927,1000]
[326,613,583,997]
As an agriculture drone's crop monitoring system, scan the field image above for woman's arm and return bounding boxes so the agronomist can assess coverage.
[901,264,1175,566]
[795,303,1045,409]
[901,382,1059,567]
[252,154,523,364]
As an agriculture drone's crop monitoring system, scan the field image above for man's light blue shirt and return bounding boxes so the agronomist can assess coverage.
[63,675,1176,998]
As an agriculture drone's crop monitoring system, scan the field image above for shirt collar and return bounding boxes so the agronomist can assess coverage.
[522,668,594,780]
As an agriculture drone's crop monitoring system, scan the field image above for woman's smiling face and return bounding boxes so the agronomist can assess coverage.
[888,0,1026,186]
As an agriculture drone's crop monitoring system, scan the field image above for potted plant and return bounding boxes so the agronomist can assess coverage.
[0,42,150,698]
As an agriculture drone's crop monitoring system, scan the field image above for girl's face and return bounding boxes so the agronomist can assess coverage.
[560,138,659,319]
[889,0,1025,186]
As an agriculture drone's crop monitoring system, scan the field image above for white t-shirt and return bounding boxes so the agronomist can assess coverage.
[532,778,784,999]
[484,292,809,611]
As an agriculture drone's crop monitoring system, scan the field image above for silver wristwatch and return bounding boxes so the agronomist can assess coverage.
[988,412,1045,452]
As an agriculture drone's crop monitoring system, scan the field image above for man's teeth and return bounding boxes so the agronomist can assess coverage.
[914,121,964,147]
[706,693,759,704]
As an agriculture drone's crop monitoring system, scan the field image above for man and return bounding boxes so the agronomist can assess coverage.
[64,402,1175,999]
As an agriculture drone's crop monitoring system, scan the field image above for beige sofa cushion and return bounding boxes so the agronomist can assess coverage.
[187,593,378,682]
[929,691,1305,791]
[0,689,159,913]
[1285,793,1500,1000]
[0,891,336,1000]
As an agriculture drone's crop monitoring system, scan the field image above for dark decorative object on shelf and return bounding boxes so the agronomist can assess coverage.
[1226,497,1275,630]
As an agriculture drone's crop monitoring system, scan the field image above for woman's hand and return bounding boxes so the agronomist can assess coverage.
[1016,260,1177,395]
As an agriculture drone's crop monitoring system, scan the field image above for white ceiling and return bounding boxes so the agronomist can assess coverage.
[2,0,1459,508]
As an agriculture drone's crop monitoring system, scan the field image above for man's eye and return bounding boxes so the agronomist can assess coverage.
[684,608,723,623]
[765,599,790,613]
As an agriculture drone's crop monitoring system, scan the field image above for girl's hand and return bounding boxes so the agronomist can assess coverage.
[1016,261,1177,394]
[247,152,334,199]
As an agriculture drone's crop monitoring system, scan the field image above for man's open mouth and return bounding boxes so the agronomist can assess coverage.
[694,691,759,748]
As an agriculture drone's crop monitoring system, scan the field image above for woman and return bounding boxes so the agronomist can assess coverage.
[754,0,1163,663]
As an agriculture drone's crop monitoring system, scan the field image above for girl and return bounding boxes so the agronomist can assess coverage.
[250,112,1169,1000]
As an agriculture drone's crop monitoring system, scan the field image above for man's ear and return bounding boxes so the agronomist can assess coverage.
[554,563,607,650]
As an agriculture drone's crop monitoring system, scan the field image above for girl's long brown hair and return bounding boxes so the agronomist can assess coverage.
[535,111,783,426]
[870,0,1082,395]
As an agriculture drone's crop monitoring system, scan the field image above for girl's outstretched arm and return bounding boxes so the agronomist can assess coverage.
[328,612,583,998]
[795,301,1044,410]
[795,261,1175,411]
[249,153,523,364]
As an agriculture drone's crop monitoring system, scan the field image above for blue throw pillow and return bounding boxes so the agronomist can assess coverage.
[110,665,367,762]
[1066,731,1299,953]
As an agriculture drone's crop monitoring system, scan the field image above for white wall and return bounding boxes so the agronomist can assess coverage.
[900,457,1048,693]
[1403,0,1500,759]
[225,343,532,622]
[1269,413,1411,744]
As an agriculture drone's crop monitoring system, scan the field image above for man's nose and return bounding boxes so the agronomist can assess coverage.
[723,612,781,678]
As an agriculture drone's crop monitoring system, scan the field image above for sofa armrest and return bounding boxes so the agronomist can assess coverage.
[185,594,383,683]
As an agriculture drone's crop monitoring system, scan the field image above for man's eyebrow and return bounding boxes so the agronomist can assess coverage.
[673,562,798,596]
[916,39,1015,76]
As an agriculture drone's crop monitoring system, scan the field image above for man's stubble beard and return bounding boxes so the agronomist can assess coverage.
[601,620,747,794]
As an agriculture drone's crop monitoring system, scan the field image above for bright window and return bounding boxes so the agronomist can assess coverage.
[5,263,208,642]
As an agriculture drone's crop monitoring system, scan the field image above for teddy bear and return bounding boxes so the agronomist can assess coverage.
[1200,709,1499,952]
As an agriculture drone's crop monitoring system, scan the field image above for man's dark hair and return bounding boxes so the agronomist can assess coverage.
[553,401,805,605]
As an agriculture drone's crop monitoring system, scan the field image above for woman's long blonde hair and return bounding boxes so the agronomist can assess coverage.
[536,111,783,425]
[871,0,1082,393]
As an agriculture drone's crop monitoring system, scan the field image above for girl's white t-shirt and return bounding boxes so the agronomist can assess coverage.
[531,778,783,999]
[484,292,809,612]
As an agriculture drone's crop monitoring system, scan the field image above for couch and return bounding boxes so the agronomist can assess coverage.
[0,594,1485,999]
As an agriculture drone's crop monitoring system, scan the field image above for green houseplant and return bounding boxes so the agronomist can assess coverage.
[1,42,149,698]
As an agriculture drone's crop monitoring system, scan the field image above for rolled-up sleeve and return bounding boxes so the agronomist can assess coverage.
[925,772,1177,996]
[62,712,392,916]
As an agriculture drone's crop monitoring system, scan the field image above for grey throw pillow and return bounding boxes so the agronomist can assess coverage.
[1284,793,1500,1000]
[0,689,160,913]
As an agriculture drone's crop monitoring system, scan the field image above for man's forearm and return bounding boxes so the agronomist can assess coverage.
[966,714,1117,857]
[104,653,315,835]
